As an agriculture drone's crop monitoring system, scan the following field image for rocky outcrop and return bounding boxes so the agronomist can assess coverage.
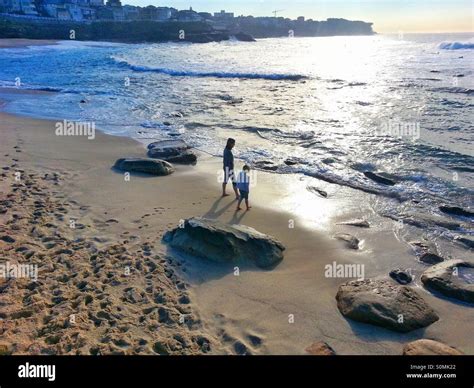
[336,279,439,332]
[163,217,285,269]
[421,260,474,303]
[389,269,413,285]
[335,233,360,249]
[402,339,464,355]
[113,158,174,176]
[147,140,197,165]
[305,341,336,355]
[363,171,396,186]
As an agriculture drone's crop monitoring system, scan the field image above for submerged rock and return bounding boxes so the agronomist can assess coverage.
[403,339,464,355]
[363,171,396,186]
[389,269,413,285]
[253,160,279,171]
[454,236,474,249]
[163,217,285,269]
[307,185,328,198]
[234,32,256,42]
[305,341,336,355]
[336,278,439,333]
[439,205,473,218]
[114,158,174,176]
[335,233,360,249]
[419,252,445,265]
[147,140,197,165]
[337,219,370,228]
[421,259,474,303]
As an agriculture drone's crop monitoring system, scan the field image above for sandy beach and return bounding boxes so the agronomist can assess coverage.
[0,39,58,49]
[0,106,472,355]
[0,39,473,356]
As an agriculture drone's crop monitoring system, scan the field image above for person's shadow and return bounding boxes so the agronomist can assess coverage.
[203,196,248,225]
[229,209,247,224]
[203,196,237,219]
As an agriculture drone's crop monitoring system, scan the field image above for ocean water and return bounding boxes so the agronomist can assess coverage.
[0,34,473,244]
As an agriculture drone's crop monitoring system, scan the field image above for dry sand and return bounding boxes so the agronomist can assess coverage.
[0,39,58,49]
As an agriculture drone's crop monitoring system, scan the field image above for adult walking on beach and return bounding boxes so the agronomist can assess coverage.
[222,138,239,199]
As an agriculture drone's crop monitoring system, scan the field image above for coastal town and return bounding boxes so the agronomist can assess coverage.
[0,0,374,40]
[0,0,241,24]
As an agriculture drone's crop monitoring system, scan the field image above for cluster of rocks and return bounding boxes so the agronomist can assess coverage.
[114,140,197,177]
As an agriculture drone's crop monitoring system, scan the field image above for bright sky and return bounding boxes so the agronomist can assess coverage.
[122,0,473,33]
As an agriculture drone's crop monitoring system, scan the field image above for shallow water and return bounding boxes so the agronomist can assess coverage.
[0,33,472,245]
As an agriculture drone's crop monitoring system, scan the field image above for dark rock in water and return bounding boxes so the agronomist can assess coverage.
[439,205,474,218]
[338,219,370,228]
[419,252,445,265]
[421,259,474,303]
[163,217,285,269]
[454,236,474,249]
[336,278,439,333]
[410,240,434,251]
[389,269,413,285]
[284,159,299,166]
[234,32,256,42]
[147,139,189,154]
[253,160,279,171]
[114,158,174,176]
[161,152,197,165]
[147,140,197,165]
[363,171,396,186]
[335,233,360,249]
[403,339,464,355]
[307,185,328,198]
[305,341,336,355]
[398,213,462,231]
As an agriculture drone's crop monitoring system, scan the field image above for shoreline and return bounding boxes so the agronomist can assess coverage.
[0,39,58,48]
[0,105,473,354]
[0,37,473,355]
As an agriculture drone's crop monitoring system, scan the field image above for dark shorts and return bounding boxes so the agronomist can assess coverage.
[239,190,249,200]
[224,168,237,186]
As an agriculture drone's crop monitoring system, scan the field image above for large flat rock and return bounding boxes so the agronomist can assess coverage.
[336,278,439,333]
[421,259,474,303]
[114,158,174,176]
[163,217,285,269]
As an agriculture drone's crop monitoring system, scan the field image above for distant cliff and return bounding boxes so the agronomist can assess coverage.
[235,18,375,38]
[0,17,374,44]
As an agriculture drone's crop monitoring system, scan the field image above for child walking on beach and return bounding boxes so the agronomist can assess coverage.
[236,165,252,211]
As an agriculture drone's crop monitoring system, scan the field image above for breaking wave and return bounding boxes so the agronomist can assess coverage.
[439,41,474,50]
[114,60,306,81]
